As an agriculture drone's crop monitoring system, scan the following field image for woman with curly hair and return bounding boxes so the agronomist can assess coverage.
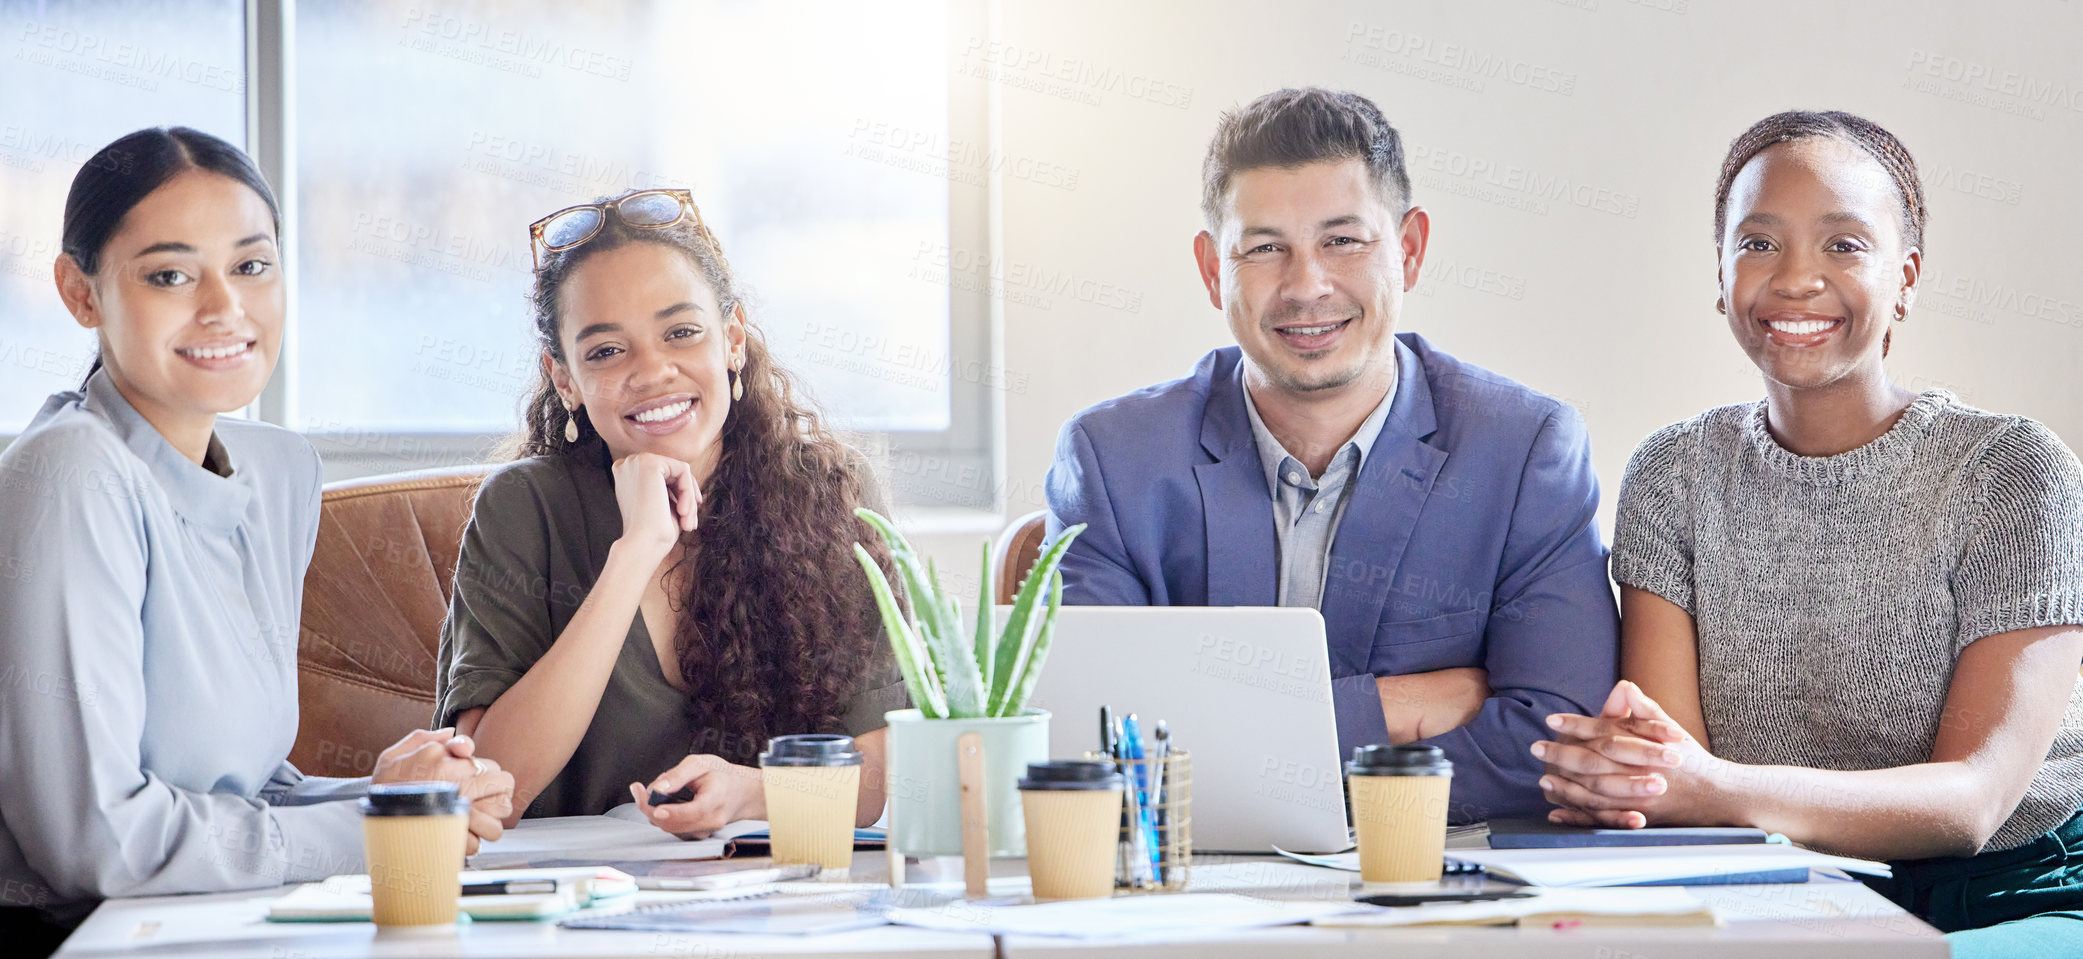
[434,189,906,834]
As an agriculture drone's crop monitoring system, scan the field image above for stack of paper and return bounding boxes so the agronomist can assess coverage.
[1442,844,1890,887]
[559,889,894,935]
[467,815,747,869]
[886,893,1365,938]
[1275,842,1889,887]
[1314,888,1717,928]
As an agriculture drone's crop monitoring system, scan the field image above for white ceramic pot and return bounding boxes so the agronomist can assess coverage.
[884,708,1051,857]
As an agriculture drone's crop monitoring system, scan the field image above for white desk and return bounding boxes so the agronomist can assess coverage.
[57,856,1948,958]
[1000,869,1949,958]
[53,887,992,958]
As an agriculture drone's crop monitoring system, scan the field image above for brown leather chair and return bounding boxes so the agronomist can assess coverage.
[290,465,492,778]
[993,510,1050,606]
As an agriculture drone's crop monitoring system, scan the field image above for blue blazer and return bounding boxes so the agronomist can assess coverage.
[1044,334,1619,821]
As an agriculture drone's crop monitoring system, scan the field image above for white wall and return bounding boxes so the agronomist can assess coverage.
[910,0,2083,573]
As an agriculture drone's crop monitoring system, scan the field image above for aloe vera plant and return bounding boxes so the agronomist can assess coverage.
[851,508,1086,719]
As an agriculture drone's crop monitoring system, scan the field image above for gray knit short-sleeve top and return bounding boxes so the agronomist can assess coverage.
[1612,390,2083,852]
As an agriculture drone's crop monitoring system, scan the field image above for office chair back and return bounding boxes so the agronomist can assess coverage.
[290,465,491,777]
[993,510,1049,605]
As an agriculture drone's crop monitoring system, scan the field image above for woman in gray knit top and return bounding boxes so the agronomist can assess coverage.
[1534,112,2083,957]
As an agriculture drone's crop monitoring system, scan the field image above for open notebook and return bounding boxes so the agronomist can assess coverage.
[267,867,638,922]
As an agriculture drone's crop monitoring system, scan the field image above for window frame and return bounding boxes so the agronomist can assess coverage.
[0,0,1003,516]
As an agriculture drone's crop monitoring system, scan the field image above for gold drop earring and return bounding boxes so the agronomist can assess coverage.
[731,356,744,401]
[563,399,580,443]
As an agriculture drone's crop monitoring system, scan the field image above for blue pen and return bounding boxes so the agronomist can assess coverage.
[1121,714,1161,882]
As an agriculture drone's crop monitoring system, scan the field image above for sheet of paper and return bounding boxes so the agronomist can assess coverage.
[886,892,1365,938]
[1443,844,1889,887]
[1276,839,1888,887]
[1182,860,1356,899]
[267,869,629,922]
[559,890,893,935]
[1273,846,1359,871]
[601,804,768,838]
[1313,887,1714,928]
[467,814,730,868]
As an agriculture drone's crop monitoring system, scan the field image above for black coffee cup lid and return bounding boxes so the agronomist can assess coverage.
[1346,744,1453,776]
[760,734,863,767]
[360,780,471,816]
[1019,760,1124,791]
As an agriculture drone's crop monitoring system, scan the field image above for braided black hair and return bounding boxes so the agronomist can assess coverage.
[1713,111,1926,356]
[1713,110,1926,251]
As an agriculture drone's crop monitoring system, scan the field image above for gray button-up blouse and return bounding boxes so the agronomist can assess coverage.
[0,372,365,924]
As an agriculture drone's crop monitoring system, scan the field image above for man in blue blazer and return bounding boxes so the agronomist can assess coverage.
[1044,88,1618,821]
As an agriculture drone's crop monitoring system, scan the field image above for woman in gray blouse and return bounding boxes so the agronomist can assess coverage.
[1535,112,2083,956]
[435,189,907,836]
[0,128,514,951]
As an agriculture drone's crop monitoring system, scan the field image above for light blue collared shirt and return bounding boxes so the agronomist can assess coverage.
[1240,369,1396,608]
[0,371,365,923]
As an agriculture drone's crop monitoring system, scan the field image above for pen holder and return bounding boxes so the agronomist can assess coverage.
[1085,749,1191,892]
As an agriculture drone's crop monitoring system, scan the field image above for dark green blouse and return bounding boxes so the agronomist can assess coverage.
[433,445,907,818]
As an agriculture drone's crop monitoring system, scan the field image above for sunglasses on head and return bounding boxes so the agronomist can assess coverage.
[527,188,707,269]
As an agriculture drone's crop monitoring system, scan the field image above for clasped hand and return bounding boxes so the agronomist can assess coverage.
[370,727,517,854]
[1534,681,1719,828]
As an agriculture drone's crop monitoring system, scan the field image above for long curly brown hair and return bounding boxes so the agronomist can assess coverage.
[509,206,900,765]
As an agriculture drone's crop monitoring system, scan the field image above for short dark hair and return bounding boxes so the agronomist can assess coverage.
[1712,110,1926,252]
[1200,87,1411,229]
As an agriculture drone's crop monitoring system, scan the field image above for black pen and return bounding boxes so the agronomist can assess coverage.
[1100,705,1116,757]
[461,879,558,896]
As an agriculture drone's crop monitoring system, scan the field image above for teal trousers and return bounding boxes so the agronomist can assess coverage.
[1861,811,2083,959]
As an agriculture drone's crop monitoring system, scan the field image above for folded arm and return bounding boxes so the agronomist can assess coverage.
[1384,408,1619,821]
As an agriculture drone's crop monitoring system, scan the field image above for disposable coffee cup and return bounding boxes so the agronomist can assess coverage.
[1019,760,1124,900]
[1346,744,1453,883]
[360,781,470,928]
[760,734,864,872]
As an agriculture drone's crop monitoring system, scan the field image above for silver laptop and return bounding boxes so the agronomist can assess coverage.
[1012,606,1350,853]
